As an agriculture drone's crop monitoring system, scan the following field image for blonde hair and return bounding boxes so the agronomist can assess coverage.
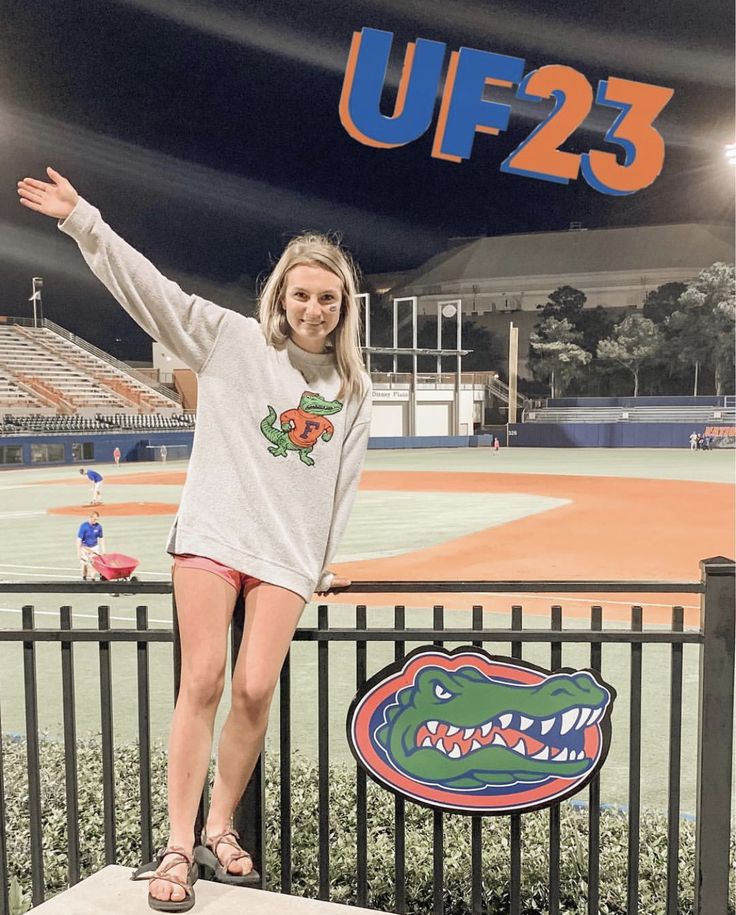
[258,233,366,400]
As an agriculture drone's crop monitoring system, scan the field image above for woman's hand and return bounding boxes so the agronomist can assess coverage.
[316,574,351,597]
[17,167,79,220]
[329,576,351,590]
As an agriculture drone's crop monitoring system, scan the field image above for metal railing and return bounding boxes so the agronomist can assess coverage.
[0,559,733,915]
[371,372,500,388]
[486,374,527,410]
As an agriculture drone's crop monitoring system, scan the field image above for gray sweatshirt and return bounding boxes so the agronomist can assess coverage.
[59,198,371,601]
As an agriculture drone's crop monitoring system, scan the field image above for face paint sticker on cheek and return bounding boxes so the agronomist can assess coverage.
[329,306,338,312]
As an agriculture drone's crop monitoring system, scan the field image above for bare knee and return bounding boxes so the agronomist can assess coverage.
[178,670,225,709]
[230,680,275,723]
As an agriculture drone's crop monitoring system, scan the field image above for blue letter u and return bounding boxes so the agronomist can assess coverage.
[340,28,446,148]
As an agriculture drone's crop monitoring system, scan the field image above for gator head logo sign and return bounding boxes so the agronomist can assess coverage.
[347,646,615,814]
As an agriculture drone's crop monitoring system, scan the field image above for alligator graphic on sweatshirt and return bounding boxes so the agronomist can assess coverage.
[260,391,343,466]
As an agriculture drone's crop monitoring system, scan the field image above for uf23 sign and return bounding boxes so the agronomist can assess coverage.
[339,28,674,196]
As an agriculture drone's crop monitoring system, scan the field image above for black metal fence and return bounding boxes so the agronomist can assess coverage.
[0,557,732,915]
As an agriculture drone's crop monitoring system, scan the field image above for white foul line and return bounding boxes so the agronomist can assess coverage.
[0,606,171,625]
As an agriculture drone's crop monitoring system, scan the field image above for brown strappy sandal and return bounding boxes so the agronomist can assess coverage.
[131,845,198,912]
[195,827,260,886]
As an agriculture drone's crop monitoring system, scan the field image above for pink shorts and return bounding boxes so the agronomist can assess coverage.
[172,553,261,595]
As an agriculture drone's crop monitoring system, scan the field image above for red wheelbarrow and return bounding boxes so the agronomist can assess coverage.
[83,550,139,582]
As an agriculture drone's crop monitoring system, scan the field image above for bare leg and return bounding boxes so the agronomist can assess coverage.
[205,583,305,874]
[149,567,237,904]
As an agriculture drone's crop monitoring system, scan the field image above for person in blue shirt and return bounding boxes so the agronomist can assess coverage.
[76,510,105,580]
[79,467,104,504]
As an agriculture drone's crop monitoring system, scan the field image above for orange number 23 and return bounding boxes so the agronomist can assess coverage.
[502,70,673,195]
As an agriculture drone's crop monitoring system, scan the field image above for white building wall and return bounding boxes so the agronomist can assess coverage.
[416,402,451,435]
[371,385,484,436]
[370,400,407,436]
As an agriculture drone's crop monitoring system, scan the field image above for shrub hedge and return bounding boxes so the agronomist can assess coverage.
[2,736,734,914]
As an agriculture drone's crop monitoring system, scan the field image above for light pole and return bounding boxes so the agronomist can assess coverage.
[508,321,519,422]
[29,277,44,327]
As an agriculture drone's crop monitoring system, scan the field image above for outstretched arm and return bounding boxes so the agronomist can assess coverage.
[18,168,227,372]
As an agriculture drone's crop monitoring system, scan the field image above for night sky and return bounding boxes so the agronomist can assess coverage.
[0,0,733,358]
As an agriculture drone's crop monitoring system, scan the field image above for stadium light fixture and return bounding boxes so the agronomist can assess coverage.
[29,276,44,326]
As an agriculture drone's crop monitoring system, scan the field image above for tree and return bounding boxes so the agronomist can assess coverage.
[534,287,614,394]
[665,263,735,395]
[538,287,617,354]
[538,286,587,322]
[529,317,591,398]
[642,282,688,324]
[640,282,694,394]
[596,314,660,396]
[661,309,712,395]
[575,305,615,357]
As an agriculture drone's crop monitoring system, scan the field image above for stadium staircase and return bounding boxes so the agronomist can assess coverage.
[12,369,77,414]
[0,358,55,412]
[486,374,526,412]
[0,319,180,415]
[29,865,393,914]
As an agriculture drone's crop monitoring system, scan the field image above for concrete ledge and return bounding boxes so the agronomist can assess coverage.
[31,865,396,913]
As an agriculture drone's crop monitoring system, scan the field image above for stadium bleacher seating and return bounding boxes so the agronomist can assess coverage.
[0,323,180,414]
[1,412,195,434]
[522,406,736,423]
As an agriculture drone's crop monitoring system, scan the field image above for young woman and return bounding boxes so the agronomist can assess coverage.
[18,168,372,912]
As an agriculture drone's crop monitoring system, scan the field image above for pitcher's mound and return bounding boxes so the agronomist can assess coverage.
[49,502,178,516]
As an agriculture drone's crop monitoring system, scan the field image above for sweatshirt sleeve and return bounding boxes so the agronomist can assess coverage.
[315,383,372,592]
[58,197,227,372]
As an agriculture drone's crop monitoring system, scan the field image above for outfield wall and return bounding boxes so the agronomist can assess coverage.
[1,431,500,465]
[2,424,734,466]
[508,423,735,448]
[367,435,493,449]
[0,431,194,466]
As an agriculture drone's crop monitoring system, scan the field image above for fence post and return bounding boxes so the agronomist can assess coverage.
[694,556,735,915]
